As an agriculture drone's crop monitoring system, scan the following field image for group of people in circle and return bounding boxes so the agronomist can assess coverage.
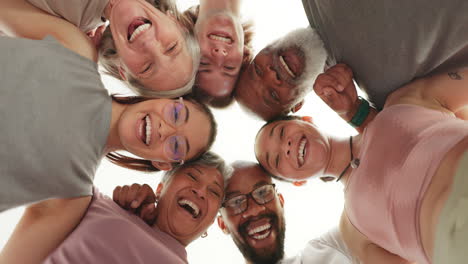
[1,0,468,264]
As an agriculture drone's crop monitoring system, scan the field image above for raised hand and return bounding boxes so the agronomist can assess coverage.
[313,63,359,120]
[113,184,157,225]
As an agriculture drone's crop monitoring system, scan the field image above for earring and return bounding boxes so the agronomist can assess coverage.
[201,232,208,238]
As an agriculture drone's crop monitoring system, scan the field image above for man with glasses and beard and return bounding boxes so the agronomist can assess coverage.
[217,161,356,264]
[235,0,468,121]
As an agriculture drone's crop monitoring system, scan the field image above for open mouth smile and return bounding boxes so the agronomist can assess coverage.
[247,222,272,240]
[208,33,233,44]
[178,199,201,219]
[139,114,152,146]
[128,18,152,42]
[297,136,308,167]
[279,55,296,78]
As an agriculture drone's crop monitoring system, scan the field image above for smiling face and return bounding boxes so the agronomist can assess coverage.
[109,0,193,92]
[235,27,327,120]
[155,165,224,246]
[255,120,330,181]
[117,98,211,167]
[218,163,285,264]
[195,11,244,99]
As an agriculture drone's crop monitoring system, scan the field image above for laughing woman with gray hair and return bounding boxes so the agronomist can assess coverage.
[1,152,230,264]
[26,0,200,97]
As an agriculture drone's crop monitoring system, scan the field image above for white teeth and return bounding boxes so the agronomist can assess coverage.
[298,138,307,166]
[279,56,296,78]
[252,230,271,240]
[248,223,271,236]
[209,34,232,44]
[129,23,151,42]
[178,199,200,217]
[145,115,151,145]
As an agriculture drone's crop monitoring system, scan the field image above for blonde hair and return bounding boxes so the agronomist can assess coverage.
[99,0,200,98]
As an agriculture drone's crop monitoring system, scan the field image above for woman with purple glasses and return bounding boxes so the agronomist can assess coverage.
[0,0,216,213]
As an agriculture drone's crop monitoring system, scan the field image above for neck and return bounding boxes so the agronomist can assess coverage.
[199,0,241,17]
[323,136,356,184]
[104,101,125,153]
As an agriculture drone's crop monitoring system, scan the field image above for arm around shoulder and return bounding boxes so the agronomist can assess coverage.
[0,196,91,264]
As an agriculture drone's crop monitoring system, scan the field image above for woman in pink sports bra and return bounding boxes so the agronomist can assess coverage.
[255,63,468,264]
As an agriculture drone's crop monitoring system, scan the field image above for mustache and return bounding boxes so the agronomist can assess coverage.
[238,212,279,237]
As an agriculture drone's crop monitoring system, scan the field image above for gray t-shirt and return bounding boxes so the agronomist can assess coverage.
[303,0,468,109]
[27,0,108,33]
[0,36,111,212]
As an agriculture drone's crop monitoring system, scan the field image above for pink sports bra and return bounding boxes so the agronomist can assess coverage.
[345,104,468,264]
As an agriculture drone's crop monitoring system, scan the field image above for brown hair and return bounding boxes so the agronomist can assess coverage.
[106,95,217,172]
[181,5,255,108]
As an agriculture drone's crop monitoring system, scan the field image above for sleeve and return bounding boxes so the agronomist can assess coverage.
[26,0,108,33]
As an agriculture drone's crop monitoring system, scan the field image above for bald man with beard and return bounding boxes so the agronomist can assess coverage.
[235,0,468,120]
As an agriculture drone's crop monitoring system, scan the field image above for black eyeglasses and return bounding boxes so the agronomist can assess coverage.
[222,184,276,216]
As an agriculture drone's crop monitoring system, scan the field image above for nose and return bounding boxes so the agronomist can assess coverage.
[211,47,228,65]
[157,121,176,141]
[265,66,282,85]
[241,197,265,219]
[191,188,206,200]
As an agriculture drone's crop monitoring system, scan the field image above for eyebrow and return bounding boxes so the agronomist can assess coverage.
[226,190,241,198]
[269,123,280,137]
[214,180,222,190]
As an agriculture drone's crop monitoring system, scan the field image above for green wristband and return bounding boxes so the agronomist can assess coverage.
[348,97,370,128]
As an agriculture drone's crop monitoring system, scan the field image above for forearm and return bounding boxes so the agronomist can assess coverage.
[0,0,97,61]
[0,196,91,264]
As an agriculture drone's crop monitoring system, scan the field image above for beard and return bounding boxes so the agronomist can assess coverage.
[232,213,286,264]
[268,26,328,102]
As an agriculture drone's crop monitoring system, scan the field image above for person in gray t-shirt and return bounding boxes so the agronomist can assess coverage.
[235,0,468,121]
[0,0,217,212]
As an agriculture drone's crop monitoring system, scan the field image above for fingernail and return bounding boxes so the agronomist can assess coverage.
[338,85,344,91]
[131,201,138,208]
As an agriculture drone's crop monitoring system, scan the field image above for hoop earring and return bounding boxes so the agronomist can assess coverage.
[201,232,208,238]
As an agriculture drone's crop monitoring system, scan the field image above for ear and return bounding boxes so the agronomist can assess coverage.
[291,100,304,113]
[118,66,127,81]
[301,116,313,123]
[151,161,173,171]
[217,215,230,235]
[293,180,307,187]
[277,193,285,208]
[155,183,164,197]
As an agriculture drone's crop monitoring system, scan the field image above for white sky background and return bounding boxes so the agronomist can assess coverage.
[0,0,357,263]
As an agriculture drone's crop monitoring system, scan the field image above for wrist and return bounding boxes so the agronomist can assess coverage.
[347,97,370,128]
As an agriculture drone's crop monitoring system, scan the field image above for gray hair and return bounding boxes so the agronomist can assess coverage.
[98,0,200,98]
[161,151,232,189]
